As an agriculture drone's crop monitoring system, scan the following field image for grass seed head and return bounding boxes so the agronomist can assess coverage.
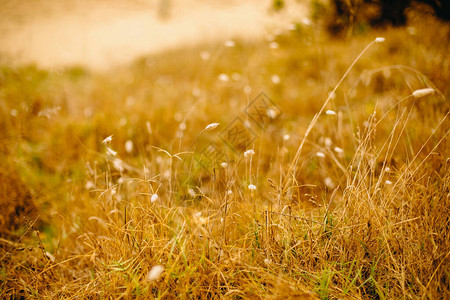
[244,149,255,158]
[147,265,164,281]
[412,88,435,98]
[125,140,133,153]
[102,135,113,144]
[205,122,220,131]
[151,193,159,202]
[316,151,325,158]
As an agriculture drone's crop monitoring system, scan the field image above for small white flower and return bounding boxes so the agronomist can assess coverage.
[316,152,325,158]
[205,123,220,131]
[195,212,202,217]
[125,140,133,153]
[151,193,159,202]
[412,88,435,98]
[147,265,164,281]
[264,258,272,265]
[283,134,290,141]
[385,180,393,185]
[220,162,228,168]
[248,184,257,191]
[227,189,233,195]
[385,167,391,172]
[218,73,229,82]
[102,135,113,144]
[375,37,385,43]
[326,110,336,116]
[224,40,235,48]
[324,137,332,148]
[244,149,255,158]
[10,109,18,117]
[179,122,187,131]
[107,147,117,156]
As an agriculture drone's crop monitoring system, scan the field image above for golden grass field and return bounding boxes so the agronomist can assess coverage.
[0,6,449,299]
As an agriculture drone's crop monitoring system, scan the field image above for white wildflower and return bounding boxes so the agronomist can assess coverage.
[264,258,272,265]
[283,134,290,141]
[147,265,164,281]
[248,184,257,190]
[385,167,391,172]
[375,37,385,43]
[385,180,393,185]
[324,137,333,148]
[220,162,228,168]
[326,110,336,116]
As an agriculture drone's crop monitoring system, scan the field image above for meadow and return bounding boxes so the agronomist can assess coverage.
[0,7,449,299]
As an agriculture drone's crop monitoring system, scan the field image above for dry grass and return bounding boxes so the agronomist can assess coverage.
[0,10,449,299]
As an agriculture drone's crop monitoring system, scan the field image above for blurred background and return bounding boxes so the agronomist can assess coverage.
[0,0,309,69]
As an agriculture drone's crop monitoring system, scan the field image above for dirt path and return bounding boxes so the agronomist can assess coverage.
[0,0,309,70]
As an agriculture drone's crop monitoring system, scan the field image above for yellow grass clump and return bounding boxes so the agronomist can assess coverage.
[0,9,449,299]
